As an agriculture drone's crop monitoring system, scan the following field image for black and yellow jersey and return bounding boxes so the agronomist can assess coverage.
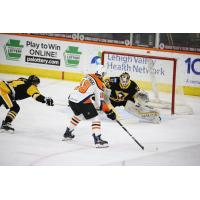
[2,78,45,102]
[104,77,139,103]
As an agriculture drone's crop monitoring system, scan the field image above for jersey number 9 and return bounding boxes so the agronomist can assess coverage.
[78,80,91,93]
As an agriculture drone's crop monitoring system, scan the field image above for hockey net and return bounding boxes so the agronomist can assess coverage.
[102,51,193,115]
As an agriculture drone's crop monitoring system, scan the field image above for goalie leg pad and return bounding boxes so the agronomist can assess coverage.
[125,100,161,123]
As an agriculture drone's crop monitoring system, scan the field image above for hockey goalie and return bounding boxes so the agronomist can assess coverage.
[103,72,161,124]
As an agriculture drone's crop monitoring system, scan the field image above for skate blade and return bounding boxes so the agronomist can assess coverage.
[0,129,15,134]
[62,137,73,141]
[95,144,109,148]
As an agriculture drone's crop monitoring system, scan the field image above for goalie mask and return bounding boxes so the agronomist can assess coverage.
[120,72,130,88]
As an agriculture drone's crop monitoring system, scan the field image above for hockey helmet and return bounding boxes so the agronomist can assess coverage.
[120,72,130,88]
[95,64,106,77]
[27,75,40,85]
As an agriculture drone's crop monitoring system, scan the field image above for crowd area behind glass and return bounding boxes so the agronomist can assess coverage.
[28,33,200,52]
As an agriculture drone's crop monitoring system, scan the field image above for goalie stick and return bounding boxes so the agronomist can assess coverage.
[116,120,144,150]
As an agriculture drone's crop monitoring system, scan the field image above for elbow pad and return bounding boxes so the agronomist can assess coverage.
[35,94,45,103]
[100,101,110,113]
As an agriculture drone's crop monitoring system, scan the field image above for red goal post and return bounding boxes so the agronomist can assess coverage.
[101,51,178,114]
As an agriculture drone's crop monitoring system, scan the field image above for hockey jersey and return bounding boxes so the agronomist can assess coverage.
[104,76,140,103]
[69,74,109,112]
[0,78,45,102]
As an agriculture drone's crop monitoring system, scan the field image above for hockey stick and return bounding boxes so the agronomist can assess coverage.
[116,120,144,150]
[54,101,68,106]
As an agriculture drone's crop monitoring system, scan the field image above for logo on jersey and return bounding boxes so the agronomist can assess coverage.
[91,52,102,65]
[64,46,82,67]
[115,90,128,101]
[4,39,24,61]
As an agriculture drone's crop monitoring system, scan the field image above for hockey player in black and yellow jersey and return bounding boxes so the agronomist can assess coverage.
[0,75,54,133]
[104,72,140,107]
[104,72,161,123]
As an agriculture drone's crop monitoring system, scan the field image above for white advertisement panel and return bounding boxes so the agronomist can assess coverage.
[0,34,200,88]
[103,53,174,84]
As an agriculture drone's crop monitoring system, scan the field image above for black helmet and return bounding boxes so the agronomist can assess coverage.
[27,75,40,85]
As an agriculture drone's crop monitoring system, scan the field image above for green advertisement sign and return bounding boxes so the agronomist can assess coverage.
[4,39,24,61]
[64,46,82,67]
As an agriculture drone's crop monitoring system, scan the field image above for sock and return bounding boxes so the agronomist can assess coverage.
[5,111,17,123]
[68,115,81,130]
[92,121,101,136]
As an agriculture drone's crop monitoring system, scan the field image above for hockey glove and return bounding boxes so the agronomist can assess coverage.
[45,97,54,106]
[106,109,116,120]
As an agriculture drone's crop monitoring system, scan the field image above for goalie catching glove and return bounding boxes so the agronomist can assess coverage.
[134,90,149,105]
[44,97,54,106]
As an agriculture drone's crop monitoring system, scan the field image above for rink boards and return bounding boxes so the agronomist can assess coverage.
[0,33,200,96]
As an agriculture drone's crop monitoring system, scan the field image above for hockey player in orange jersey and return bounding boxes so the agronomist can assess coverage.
[63,65,116,148]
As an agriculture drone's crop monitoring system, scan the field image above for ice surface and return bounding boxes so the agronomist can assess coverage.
[0,73,200,166]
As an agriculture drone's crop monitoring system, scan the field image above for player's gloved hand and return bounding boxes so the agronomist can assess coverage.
[45,97,54,106]
[106,109,116,120]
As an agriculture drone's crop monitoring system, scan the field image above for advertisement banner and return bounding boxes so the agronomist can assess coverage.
[103,53,173,84]
[0,34,200,89]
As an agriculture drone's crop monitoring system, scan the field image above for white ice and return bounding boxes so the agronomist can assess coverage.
[0,73,200,166]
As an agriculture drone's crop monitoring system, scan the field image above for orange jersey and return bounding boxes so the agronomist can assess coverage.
[69,74,109,112]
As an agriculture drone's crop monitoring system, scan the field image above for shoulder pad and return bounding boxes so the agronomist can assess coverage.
[18,77,27,82]
[131,80,139,87]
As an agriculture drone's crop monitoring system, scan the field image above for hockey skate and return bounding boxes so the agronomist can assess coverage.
[0,121,15,133]
[62,127,75,141]
[92,134,109,148]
